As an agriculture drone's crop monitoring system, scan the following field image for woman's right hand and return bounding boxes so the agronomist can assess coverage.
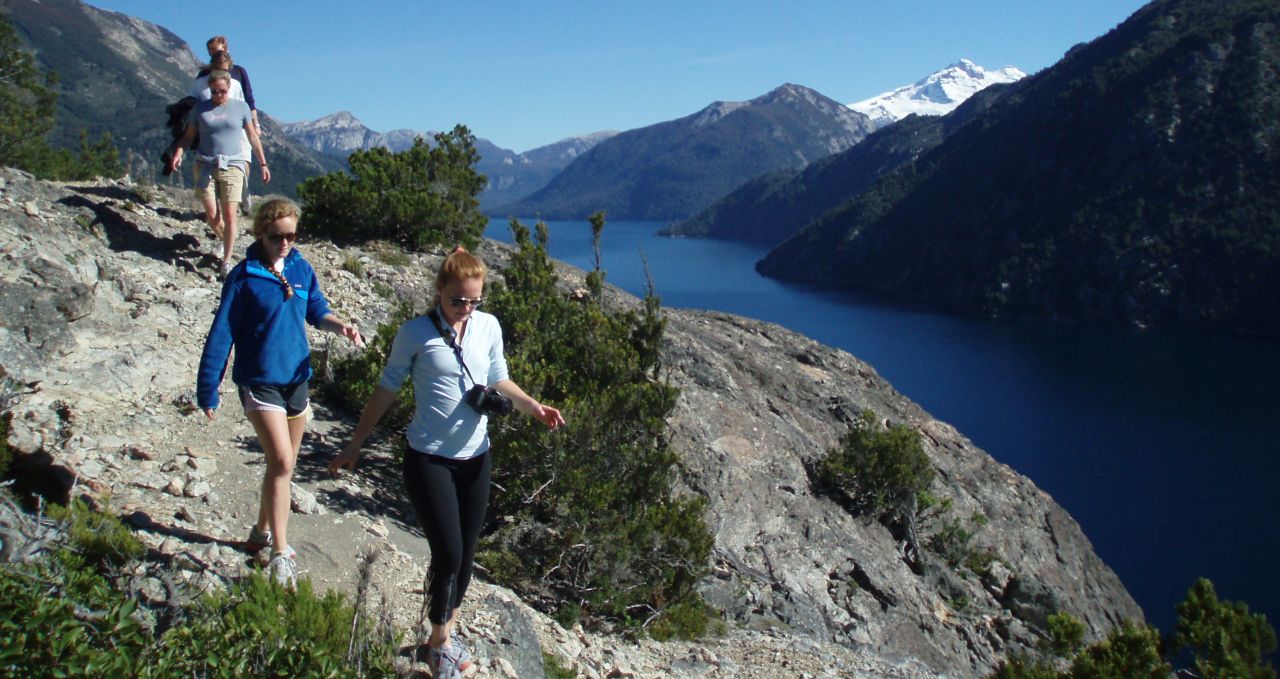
[328,443,362,476]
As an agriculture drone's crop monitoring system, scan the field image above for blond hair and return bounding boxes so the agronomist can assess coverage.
[435,246,487,296]
[252,198,302,299]
[253,197,301,239]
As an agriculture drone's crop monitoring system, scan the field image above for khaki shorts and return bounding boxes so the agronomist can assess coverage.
[194,162,246,205]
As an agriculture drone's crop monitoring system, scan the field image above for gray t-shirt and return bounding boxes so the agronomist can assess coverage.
[189,98,252,159]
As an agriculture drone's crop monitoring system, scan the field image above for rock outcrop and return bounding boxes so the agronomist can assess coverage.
[0,167,1139,678]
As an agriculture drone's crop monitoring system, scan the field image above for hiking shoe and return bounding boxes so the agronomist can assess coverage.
[448,633,474,671]
[268,550,297,589]
[245,526,272,552]
[427,645,463,679]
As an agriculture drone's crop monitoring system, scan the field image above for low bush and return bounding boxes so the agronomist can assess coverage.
[478,218,714,634]
[990,579,1276,678]
[0,497,398,677]
[297,128,487,251]
[815,410,934,526]
[45,498,143,568]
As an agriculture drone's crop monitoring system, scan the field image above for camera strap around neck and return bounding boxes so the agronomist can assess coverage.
[428,307,479,388]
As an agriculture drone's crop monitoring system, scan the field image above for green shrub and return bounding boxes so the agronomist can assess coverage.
[0,550,149,676]
[341,256,365,277]
[374,245,411,267]
[1067,621,1169,678]
[477,218,714,634]
[926,512,988,570]
[47,498,144,568]
[297,128,487,251]
[1173,578,1277,679]
[815,410,934,525]
[987,579,1276,678]
[543,652,579,679]
[146,572,398,677]
[0,542,397,677]
[1040,611,1086,658]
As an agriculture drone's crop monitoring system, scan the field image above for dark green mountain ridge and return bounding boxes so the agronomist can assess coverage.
[758,0,1280,337]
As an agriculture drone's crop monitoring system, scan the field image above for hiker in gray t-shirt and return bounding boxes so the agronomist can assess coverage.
[167,70,269,277]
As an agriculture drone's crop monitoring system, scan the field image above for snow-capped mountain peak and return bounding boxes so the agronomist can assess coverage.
[848,59,1026,129]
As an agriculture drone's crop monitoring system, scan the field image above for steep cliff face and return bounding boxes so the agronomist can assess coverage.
[0,168,1138,677]
[659,310,1139,673]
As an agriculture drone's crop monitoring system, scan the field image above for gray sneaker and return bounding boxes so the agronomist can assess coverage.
[428,644,462,679]
[268,550,297,589]
[448,633,473,671]
[245,526,272,552]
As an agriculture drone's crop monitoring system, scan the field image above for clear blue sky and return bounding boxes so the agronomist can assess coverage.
[90,0,1149,153]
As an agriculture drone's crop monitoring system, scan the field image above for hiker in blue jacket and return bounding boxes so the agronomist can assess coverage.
[196,197,364,587]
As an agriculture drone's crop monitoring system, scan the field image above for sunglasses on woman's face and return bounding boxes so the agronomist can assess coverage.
[449,296,485,308]
[267,231,298,244]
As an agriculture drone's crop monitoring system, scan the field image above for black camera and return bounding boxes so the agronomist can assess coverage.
[465,384,513,416]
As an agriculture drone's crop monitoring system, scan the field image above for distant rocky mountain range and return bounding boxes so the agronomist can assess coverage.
[758,0,1280,337]
[4,0,344,196]
[278,111,617,210]
[663,82,1017,244]
[497,83,875,221]
[848,59,1026,129]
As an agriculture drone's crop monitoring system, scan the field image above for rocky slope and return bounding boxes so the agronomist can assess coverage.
[0,167,1140,677]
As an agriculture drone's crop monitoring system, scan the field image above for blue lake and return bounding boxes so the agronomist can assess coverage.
[486,217,1280,632]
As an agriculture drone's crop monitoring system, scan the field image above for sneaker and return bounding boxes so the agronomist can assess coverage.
[448,633,473,671]
[427,645,462,679]
[268,550,297,589]
[219,260,233,279]
[245,526,272,552]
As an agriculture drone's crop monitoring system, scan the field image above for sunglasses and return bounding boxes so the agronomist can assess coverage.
[449,296,485,308]
[266,232,298,244]
[210,88,229,95]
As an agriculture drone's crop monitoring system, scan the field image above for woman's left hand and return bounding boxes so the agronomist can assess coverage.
[532,404,566,430]
[341,324,365,348]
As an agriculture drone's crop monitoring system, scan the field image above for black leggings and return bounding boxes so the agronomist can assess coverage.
[403,448,491,625]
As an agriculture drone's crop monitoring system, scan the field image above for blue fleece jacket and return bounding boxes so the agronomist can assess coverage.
[196,244,331,409]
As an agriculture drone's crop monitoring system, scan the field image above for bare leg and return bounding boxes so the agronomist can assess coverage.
[221,200,240,263]
[428,608,460,647]
[202,193,223,240]
[247,410,303,555]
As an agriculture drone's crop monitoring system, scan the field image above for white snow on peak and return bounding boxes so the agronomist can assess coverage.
[848,59,1026,128]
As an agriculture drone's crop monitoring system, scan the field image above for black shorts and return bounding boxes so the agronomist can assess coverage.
[239,382,310,419]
